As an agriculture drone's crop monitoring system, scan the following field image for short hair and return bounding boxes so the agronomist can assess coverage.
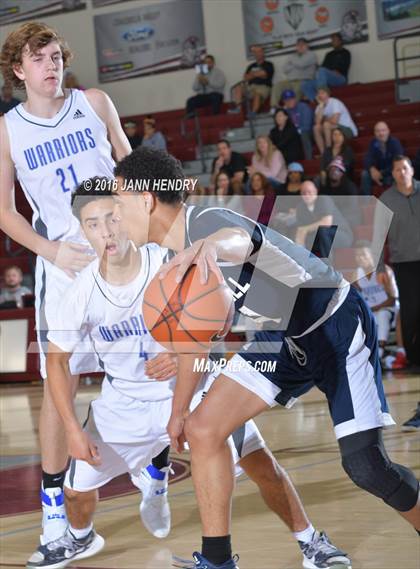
[4,265,23,276]
[392,155,412,168]
[296,38,308,44]
[71,177,115,221]
[114,146,185,204]
[0,22,72,90]
[317,85,330,95]
[331,32,343,42]
[217,139,231,147]
[205,54,215,63]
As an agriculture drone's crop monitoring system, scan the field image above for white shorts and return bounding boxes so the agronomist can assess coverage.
[65,375,265,492]
[35,257,101,379]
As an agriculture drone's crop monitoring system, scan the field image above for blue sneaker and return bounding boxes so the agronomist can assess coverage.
[192,552,239,568]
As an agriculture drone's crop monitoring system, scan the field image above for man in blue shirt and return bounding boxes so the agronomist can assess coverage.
[282,89,314,159]
[361,121,404,195]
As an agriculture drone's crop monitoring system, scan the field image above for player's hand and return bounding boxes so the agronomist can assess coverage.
[167,413,187,453]
[50,241,95,278]
[67,428,101,466]
[145,353,177,381]
[158,240,224,285]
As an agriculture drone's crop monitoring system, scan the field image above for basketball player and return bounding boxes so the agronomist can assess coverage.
[0,22,160,550]
[29,183,349,568]
[113,147,420,569]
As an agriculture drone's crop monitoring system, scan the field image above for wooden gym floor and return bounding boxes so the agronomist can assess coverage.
[0,373,419,569]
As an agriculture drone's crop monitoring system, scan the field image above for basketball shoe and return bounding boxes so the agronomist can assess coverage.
[131,464,171,538]
[299,531,351,568]
[402,402,420,431]
[26,527,104,568]
[189,552,239,568]
[40,486,67,544]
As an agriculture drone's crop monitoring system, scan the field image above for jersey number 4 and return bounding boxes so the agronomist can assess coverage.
[56,164,78,193]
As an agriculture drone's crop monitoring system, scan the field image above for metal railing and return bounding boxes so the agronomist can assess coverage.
[229,80,256,139]
[180,111,207,173]
[393,32,420,103]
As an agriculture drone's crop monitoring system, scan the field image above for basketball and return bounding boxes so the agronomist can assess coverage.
[143,265,235,353]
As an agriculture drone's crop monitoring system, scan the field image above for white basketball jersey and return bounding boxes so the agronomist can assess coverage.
[356,268,388,308]
[48,243,174,401]
[4,89,115,242]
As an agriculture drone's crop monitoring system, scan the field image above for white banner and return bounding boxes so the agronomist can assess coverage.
[242,0,368,56]
[94,0,206,83]
[0,0,86,26]
[375,0,420,39]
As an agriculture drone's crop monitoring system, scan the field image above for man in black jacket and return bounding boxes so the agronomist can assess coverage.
[302,33,351,101]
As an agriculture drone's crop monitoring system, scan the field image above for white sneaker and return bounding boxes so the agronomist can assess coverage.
[131,465,172,538]
[40,486,68,545]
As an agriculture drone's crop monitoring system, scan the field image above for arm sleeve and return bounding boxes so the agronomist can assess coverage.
[188,207,265,255]
[156,132,167,151]
[364,141,375,169]
[208,68,226,91]
[47,274,90,353]
[192,74,201,92]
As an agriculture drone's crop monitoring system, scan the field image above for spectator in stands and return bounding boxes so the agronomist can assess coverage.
[281,89,314,159]
[0,265,32,309]
[274,162,304,236]
[141,116,167,151]
[269,108,303,164]
[353,241,399,360]
[248,134,287,191]
[302,33,351,101]
[361,121,404,195]
[0,83,20,114]
[279,162,304,197]
[321,157,361,227]
[295,180,353,257]
[245,173,277,226]
[313,86,357,154]
[186,55,226,116]
[229,45,274,115]
[213,171,243,212]
[270,38,317,110]
[123,121,142,150]
[320,126,354,185]
[210,139,247,194]
[63,70,85,90]
[376,155,420,369]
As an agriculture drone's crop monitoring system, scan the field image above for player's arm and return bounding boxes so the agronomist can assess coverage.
[167,353,206,453]
[370,267,397,311]
[46,345,100,466]
[85,88,131,161]
[0,118,94,276]
[160,227,253,284]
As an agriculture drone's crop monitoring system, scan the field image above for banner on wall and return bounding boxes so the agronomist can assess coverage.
[242,0,368,57]
[92,0,127,7]
[0,0,86,26]
[94,0,206,83]
[375,0,420,39]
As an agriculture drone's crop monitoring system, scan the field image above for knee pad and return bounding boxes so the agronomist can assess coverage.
[342,444,419,512]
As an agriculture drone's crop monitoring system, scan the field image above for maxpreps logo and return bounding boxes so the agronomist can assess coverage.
[122,26,154,42]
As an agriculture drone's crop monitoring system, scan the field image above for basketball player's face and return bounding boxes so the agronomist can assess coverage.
[113,177,150,248]
[355,247,373,269]
[15,41,64,97]
[80,198,129,261]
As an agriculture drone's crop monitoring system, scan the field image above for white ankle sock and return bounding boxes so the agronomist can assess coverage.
[69,523,93,540]
[294,524,315,544]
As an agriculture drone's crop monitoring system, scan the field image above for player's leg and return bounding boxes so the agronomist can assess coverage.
[131,444,172,539]
[235,422,351,569]
[319,288,419,532]
[184,374,270,567]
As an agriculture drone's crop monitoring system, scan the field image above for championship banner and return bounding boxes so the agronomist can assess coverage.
[0,0,86,26]
[94,0,206,83]
[375,0,420,39]
[242,0,368,57]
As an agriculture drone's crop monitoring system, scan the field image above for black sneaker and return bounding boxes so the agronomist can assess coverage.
[26,527,105,568]
[402,402,420,431]
[299,531,351,568]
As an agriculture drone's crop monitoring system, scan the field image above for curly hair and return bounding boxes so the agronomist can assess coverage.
[114,146,185,204]
[0,22,73,90]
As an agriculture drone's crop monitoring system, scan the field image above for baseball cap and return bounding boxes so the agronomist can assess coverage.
[281,89,296,100]
[288,162,304,173]
[327,156,346,172]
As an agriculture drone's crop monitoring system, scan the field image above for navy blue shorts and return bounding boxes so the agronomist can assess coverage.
[222,287,395,439]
